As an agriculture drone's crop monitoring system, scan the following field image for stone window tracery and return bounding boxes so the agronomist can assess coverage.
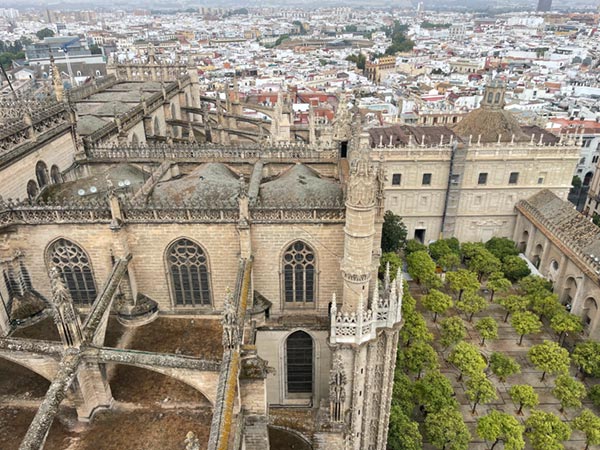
[167,239,211,307]
[47,239,97,305]
[283,241,315,305]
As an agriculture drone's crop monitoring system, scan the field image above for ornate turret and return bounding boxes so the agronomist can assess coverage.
[340,120,383,311]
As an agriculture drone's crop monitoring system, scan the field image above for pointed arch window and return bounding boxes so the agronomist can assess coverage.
[283,241,315,305]
[286,331,313,394]
[167,239,211,307]
[47,239,96,304]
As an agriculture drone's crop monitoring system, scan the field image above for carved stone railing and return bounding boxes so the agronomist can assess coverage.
[0,201,112,226]
[0,101,69,158]
[85,142,338,162]
[121,203,239,224]
[330,271,403,346]
[66,75,119,101]
[251,207,345,223]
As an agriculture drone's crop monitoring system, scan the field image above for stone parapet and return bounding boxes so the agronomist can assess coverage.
[330,269,403,345]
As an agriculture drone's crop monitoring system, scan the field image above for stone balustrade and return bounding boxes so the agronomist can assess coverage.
[330,270,403,345]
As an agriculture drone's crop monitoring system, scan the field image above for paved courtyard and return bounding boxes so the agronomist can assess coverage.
[410,284,600,450]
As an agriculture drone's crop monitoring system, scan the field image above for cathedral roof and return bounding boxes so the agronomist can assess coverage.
[43,164,147,201]
[259,164,343,206]
[452,107,529,143]
[151,163,240,205]
[77,115,111,135]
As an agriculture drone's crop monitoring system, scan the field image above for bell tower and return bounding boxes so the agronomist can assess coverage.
[480,78,506,110]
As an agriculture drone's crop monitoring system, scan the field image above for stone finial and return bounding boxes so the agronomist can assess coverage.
[184,431,200,450]
[50,267,71,307]
[221,289,238,350]
[50,54,64,102]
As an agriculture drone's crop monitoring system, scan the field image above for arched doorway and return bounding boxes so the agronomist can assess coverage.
[583,297,598,332]
[562,277,578,306]
[583,171,594,186]
[519,230,529,253]
[532,244,543,268]
[286,331,313,397]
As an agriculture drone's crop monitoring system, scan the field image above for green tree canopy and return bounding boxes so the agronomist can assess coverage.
[439,252,461,271]
[465,372,497,414]
[424,407,470,450]
[406,250,436,285]
[498,294,528,322]
[398,341,439,379]
[477,410,525,450]
[439,316,467,349]
[485,237,519,260]
[486,272,511,302]
[475,317,498,345]
[525,410,571,450]
[509,384,539,414]
[429,238,459,262]
[468,248,502,281]
[446,269,479,300]
[388,405,423,450]
[489,352,520,382]
[528,292,563,320]
[590,385,600,408]
[381,211,407,253]
[36,27,55,40]
[550,312,583,344]
[528,340,570,381]
[405,239,427,255]
[502,255,531,282]
[391,372,415,416]
[414,371,458,414]
[379,252,402,281]
[511,311,542,345]
[572,409,600,450]
[519,275,553,296]
[399,309,433,347]
[461,242,486,261]
[456,291,487,322]
[421,289,453,322]
[572,341,600,378]
[552,374,587,412]
[448,341,486,381]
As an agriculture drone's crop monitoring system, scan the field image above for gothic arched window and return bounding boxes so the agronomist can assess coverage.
[282,241,315,305]
[167,239,211,307]
[27,180,39,200]
[154,117,161,136]
[35,161,49,188]
[50,165,62,184]
[286,331,313,394]
[47,239,97,305]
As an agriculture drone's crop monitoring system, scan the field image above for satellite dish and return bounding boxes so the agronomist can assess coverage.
[90,186,97,193]
[124,179,131,186]
[118,180,125,188]
[77,189,85,196]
